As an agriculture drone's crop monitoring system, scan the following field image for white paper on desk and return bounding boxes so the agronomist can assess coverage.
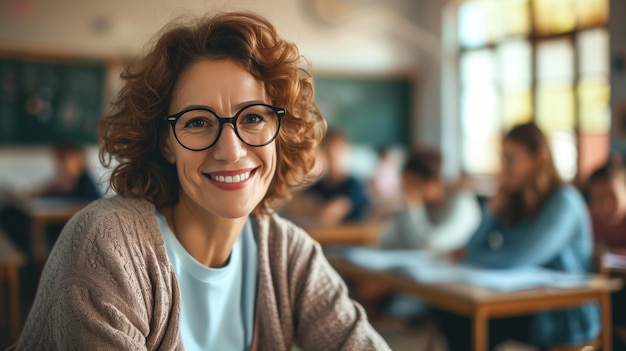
[401,264,588,292]
[330,247,588,292]
[604,252,626,269]
[328,246,438,271]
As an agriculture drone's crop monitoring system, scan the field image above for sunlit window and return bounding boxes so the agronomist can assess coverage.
[534,0,576,35]
[457,0,609,180]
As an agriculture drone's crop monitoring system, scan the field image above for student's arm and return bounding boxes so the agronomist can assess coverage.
[378,208,424,249]
[315,196,354,225]
[465,187,586,268]
[290,227,390,350]
[419,192,482,253]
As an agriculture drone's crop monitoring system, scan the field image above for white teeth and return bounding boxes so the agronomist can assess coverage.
[210,171,252,184]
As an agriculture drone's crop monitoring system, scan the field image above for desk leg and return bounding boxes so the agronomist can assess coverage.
[472,308,488,351]
[0,265,5,334]
[31,219,47,265]
[8,265,20,342]
[601,291,612,351]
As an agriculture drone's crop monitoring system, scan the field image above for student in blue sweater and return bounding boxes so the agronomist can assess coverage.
[440,122,599,350]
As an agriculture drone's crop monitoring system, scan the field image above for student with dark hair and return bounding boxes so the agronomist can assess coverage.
[586,155,626,348]
[378,147,481,254]
[36,141,100,200]
[290,129,370,225]
[586,154,626,250]
[440,122,599,350]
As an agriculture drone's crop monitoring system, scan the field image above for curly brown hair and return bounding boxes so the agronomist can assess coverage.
[99,12,326,213]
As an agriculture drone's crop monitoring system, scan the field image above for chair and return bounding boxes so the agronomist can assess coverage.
[0,229,27,343]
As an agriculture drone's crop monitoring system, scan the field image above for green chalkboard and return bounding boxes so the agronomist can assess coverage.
[0,57,105,144]
[314,76,412,146]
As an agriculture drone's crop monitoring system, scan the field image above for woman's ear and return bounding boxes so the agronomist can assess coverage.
[161,137,176,164]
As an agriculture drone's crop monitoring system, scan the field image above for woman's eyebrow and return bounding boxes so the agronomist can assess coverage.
[178,100,268,114]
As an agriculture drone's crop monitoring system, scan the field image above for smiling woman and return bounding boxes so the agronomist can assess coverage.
[8,12,390,351]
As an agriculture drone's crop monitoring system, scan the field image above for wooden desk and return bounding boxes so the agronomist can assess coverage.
[0,230,27,342]
[306,222,380,246]
[329,257,622,351]
[18,198,90,264]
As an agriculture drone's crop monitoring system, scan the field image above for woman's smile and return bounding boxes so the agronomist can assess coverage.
[204,167,258,190]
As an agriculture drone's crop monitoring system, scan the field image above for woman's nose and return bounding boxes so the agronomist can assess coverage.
[211,125,246,163]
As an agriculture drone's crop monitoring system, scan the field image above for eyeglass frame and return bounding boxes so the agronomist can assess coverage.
[166,103,286,151]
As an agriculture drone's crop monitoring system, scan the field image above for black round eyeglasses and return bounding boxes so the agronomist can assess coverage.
[166,103,286,151]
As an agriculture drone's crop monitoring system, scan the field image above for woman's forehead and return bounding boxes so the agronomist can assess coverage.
[170,59,266,112]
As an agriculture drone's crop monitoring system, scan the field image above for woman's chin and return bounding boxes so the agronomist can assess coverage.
[209,204,257,219]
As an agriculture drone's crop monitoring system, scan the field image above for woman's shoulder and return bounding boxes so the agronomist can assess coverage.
[62,196,159,249]
[80,195,155,215]
[253,212,309,239]
[252,212,317,252]
[550,185,585,206]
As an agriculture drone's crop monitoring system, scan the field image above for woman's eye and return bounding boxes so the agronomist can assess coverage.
[243,114,264,124]
[185,118,208,128]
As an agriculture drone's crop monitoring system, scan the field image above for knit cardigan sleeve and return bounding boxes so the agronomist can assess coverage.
[253,214,390,351]
[9,197,182,351]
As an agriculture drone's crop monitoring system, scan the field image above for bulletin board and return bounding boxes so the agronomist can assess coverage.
[314,76,413,146]
[0,57,105,144]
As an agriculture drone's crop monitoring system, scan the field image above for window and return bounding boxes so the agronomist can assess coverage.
[457,0,610,180]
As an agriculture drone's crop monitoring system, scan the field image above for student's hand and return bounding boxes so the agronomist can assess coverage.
[403,183,424,207]
[449,248,466,263]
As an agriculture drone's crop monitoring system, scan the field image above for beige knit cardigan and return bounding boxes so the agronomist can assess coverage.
[8,196,389,350]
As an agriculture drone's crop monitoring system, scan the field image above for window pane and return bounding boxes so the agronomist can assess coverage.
[576,0,608,28]
[497,40,531,90]
[578,79,610,133]
[502,0,530,37]
[536,86,575,132]
[534,0,575,35]
[458,0,517,48]
[460,48,500,175]
[577,28,609,78]
[550,131,577,180]
[537,39,574,86]
[461,49,495,85]
[502,91,533,131]
[460,51,498,136]
[463,135,501,174]
[458,1,489,48]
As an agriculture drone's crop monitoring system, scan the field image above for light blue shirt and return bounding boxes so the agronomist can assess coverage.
[156,212,258,351]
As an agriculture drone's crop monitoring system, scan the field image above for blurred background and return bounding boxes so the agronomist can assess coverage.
[0,0,623,349]
[0,0,621,194]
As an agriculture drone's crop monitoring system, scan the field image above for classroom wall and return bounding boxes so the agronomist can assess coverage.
[0,0,447,189]
[610,0,626,156]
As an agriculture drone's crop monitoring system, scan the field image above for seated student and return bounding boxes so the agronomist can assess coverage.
[286,129,370,226]
[0,141,101,252]
[378,147,481,254]
[586,155,626,251]
[34,141,101,200]
[439,123,599,350]
[586,155,626,348]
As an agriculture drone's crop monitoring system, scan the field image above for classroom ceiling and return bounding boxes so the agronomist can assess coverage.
[0,0,445,74]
